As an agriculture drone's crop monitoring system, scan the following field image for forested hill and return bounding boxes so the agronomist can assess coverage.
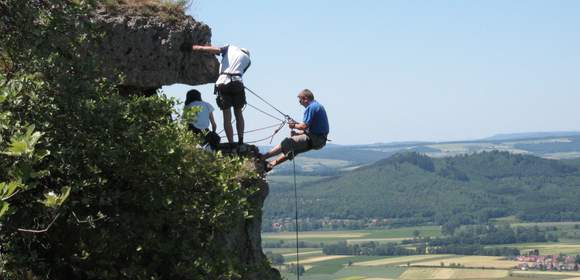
[265,134,580,176]
[264,151,580,230]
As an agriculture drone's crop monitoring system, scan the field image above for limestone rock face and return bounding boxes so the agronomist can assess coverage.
[217,145,282,280]
[92,11,219,88]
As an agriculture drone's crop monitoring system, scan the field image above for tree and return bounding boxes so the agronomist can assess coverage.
[0,1,260,279]
[288,264,305,276]
[272,254,285,270]
[413,229,421,239]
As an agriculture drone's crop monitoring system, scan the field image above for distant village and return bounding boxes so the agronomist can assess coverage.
[516,253,580,271]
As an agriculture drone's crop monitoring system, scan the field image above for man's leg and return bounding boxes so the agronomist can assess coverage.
[270,154,289,168]
[263,135,310,170]
[261,144,283,160]
[222,109,234,144]
[234,107,244,144]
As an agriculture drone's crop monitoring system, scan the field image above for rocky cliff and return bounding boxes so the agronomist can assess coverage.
[91,7,219,93]
[217,145,281,279]
[91,7,281,279]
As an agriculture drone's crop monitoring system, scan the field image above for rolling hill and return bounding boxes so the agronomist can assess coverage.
[262,133,580,175]
[263,151,580,230]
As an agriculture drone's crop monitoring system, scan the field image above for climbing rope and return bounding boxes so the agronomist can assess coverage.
[245,86,292,120]
[245,103,284,122]
[244,120,287,144]
[290,137,300,279]
[215,98,292,144]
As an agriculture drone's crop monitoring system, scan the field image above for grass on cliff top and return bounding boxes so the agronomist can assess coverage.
[100,0,191,22]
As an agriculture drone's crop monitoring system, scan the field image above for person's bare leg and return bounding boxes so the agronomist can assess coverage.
[234,107,244,144]
[261,144,283,160]
[223,109,234,144]
[269,154,289,168]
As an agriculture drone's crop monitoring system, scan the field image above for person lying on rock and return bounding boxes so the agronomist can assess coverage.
[261,89,329,171]
[189,44,251,146]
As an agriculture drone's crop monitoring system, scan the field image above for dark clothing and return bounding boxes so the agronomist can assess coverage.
[216,81,246,110]
[188,124,220,150]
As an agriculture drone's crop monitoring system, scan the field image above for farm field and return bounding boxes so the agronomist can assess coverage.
[264,248,321,254]
[486,242,580,255]
[353,255,455,267]
[268,226,580,279]
[281,268,579,279]
[399,267,509,279]
[275,250,580,279]
[511,221,580,228]
[511,270,580,278]
[411,256,519,269]
[262,226,442,244]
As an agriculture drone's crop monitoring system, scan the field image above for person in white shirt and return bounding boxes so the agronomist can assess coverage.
[184,89,219,150]
[189,44,251,146]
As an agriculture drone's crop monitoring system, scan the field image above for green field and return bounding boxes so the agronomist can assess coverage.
[281,262,406,280]
[262,226,442,244]
[268,226,580,280]
[264,248,321,255]
[486,241,580,255]
[277,253,580,280]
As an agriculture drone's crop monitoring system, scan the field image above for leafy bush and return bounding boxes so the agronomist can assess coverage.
[1,1,259,279]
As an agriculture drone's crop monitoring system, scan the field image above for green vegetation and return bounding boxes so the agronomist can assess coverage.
[100,0,191,22]
[264,135,580,176]
[262,227,442,245]
[284,265,406,280]
[305,256,386,274]
[265,151,580,231]
[0,1,261,279]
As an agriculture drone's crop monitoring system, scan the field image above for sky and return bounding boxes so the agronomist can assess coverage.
[162,0,580,145]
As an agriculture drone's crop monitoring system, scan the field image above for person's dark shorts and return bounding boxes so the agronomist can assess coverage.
[216,81,246,110]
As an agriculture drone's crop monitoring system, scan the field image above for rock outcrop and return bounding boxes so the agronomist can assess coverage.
[214,144,281,279]
[91,9,219,91]
[89,8,281,279]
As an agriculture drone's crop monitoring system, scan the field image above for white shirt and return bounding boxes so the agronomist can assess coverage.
[215,45,251,86]
[184,101,214,129]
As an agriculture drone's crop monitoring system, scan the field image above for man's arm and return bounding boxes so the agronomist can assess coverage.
[191,45,222,55]
[289,121,308,131]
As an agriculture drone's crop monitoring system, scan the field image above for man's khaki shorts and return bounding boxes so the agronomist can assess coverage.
[280,133,326,160]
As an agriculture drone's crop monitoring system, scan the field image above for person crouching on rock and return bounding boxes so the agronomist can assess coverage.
[184,89,220,150]
[261,89,329,171]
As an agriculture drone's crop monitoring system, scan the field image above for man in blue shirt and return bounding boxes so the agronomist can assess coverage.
[261,89,329,171]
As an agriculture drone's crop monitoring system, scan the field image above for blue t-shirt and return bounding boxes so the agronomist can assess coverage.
[303,100,329,136]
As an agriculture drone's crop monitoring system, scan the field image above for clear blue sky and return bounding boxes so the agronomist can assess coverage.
[162,0,580,145]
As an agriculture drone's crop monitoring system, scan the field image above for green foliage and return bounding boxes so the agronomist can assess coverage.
[265,151,580,230]
[0,0,263,279]
[100,0,192,22]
